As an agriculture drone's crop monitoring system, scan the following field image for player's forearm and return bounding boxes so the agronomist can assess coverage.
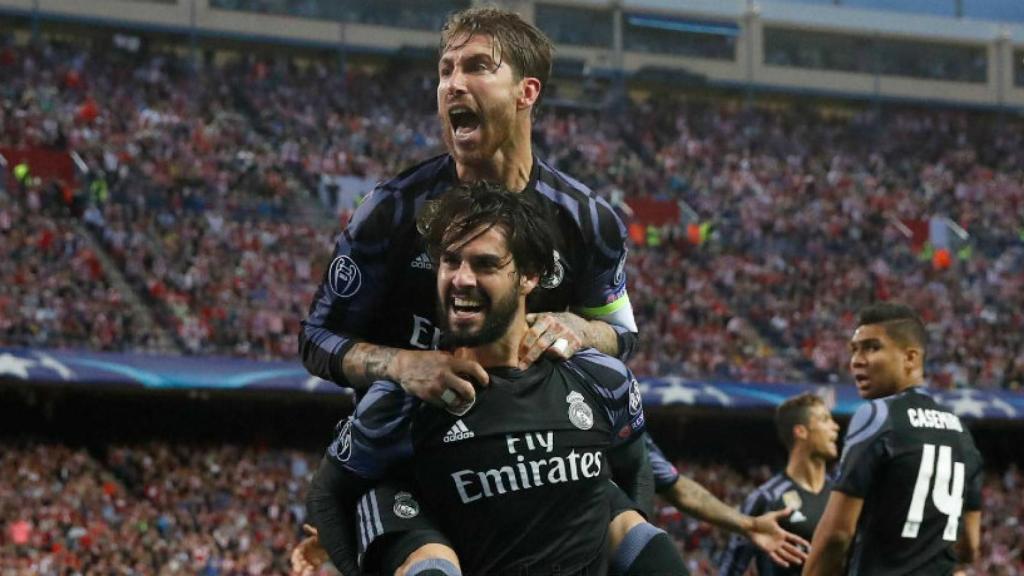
[581,318,621,357]
[802,533,851,576]
[341,342,403,390]
[661,475,748,534]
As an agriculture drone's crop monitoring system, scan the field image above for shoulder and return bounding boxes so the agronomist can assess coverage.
[754,472,793,503]
[534,159,626,242]
[378,153,453,195]
[347,154,452,243]
[564,348,630,390]
[843,397,894,450]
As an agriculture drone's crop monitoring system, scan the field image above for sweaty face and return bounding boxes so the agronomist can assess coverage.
[803,404,840,461]
[437,34,520,166]
[848,324,916,399]
[436,225,522,347]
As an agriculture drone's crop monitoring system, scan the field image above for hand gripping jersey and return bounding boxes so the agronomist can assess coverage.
[718,472,832,576]
[331,350,647,575]
[299,154,637,387]
[834,388,983,576]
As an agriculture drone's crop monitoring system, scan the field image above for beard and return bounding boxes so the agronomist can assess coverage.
[438,286,519,348]
[438,97,517,166]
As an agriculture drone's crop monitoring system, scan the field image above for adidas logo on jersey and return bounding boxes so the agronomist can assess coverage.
[410,252,433,270]
[443,419,475,443]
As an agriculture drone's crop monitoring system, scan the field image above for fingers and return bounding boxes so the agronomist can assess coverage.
[785,530,811,550]
[768,540,808,567]
[518,314,582,369]
[302,523,318,537]
[453,358,490,388]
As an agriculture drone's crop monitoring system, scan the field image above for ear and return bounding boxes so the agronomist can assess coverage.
[519,273,539,296]
[793,424,809,443]
[904,347,923,377]
[517,77,541,111]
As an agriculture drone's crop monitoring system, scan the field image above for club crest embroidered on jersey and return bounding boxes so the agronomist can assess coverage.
[568,399,594,430]
[410,252,433,270]
[443,419,475,443]
[790,509,807,523]
[566,391,585,404]
[540,249,564,289]
[782,490,803,510]
[393,492,420,519]
[328,255,362,298]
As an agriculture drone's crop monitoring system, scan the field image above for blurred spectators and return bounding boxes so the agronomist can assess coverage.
[2,38,1022,388]
[2,441,1019,574]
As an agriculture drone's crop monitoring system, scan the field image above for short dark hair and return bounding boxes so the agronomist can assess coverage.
[418,181,555,280]
[775,393,825,450]
[440,6,553,106]
[857,302,927,359]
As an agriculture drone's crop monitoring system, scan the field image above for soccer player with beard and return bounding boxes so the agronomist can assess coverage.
[803,303,983,576]
[719,393,839,576]
[341,182,686,575]
[297,6,805,574]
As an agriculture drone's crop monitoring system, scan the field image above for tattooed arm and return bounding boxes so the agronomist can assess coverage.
[659,476,810,567]
[341,343,489,406]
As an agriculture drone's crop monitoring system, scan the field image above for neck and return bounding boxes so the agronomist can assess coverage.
[455,123,533,192]
[453,311,529,369]
[785,448,828,493]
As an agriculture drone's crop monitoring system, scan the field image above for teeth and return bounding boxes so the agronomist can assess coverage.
[453,297,482,307]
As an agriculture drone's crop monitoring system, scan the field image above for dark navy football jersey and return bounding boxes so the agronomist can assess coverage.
[834,388,983,576]
[300,154,634,388]
[718,472,831,576]
[330,350,646,575]
[644,433,682,491]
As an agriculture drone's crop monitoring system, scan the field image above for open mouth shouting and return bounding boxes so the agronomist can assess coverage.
[448,106,482,145]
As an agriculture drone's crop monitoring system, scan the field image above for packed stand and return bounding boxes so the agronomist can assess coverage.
[0,441,313,575]
[2,441,1021,574]
[0,183,158,352]
[2,37,1023,388]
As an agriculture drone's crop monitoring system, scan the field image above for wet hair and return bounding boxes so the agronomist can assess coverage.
[857,302,927,361]
[440,6,553,107]
[418,181,555,280]
[775,393,825,450]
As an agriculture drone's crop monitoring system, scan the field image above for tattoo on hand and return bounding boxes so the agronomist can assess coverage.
[365,347,399,382]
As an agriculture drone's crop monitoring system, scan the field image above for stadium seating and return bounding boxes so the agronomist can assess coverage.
[1,40,1021,390]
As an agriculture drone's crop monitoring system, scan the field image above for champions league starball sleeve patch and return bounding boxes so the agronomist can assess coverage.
[328,255,362,298]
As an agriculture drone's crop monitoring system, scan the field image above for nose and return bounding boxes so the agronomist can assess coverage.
[443,67,467,98]
[850,350,866,370]
[451,260,476,289]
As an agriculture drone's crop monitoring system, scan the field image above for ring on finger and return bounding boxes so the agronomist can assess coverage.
[440,388,458,406]
[552,337,569,355]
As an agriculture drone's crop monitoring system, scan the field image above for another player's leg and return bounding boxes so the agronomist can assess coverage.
[607,486,688,575]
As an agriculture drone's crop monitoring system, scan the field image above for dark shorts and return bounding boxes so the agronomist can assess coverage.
[356,482,451,575]
[608,479,645,520]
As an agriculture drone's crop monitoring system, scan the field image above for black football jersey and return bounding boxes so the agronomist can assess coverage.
[718,472,831,576]
[833,387,983,576]
[300,154,632,387]
[330,350,646,575]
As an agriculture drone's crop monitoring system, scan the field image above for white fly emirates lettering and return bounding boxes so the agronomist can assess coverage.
[450,432,603,504]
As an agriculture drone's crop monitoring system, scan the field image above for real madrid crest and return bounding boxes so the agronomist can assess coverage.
[393,491,420,519]
[782,490,803,511]
[566,390,593,430]
[540,249,565,290]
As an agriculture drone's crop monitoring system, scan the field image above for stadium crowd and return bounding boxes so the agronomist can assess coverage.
[1,38,1022,390]
[1,441,1021,575]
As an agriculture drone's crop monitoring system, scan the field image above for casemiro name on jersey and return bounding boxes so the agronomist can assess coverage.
[451,431,603,504]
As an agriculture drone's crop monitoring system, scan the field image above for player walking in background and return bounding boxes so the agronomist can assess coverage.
[719,393,839,575]
[803,303,983,575]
